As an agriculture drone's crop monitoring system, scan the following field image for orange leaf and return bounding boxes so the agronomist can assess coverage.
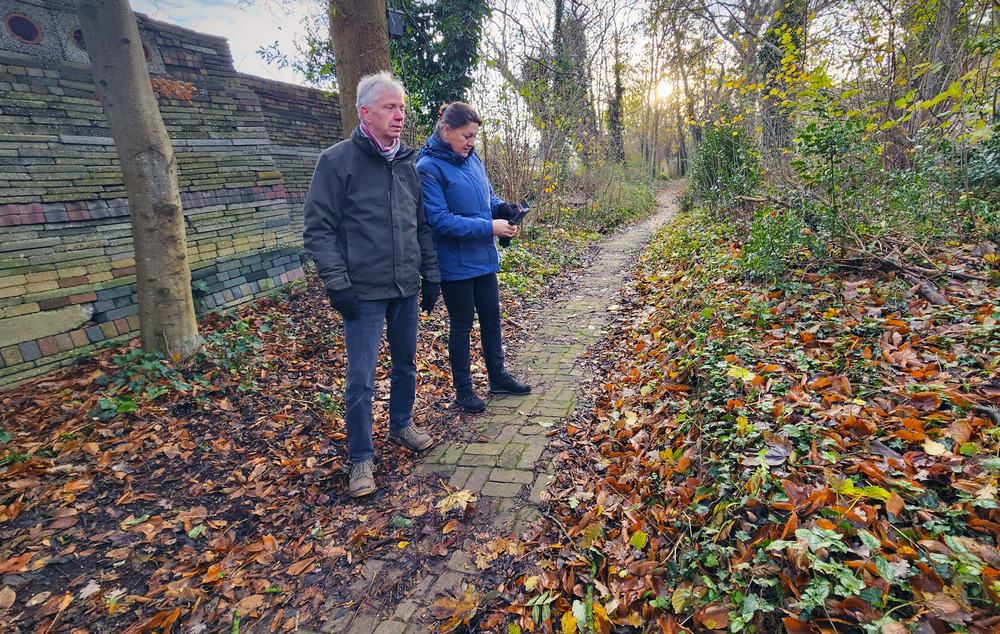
[783,616,818,633]
[886,493,905,517]
[781,513,798,540]
[0,552,34,574]
[443,519,460,534]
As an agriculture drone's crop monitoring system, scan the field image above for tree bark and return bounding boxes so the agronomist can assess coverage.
[74,0,200,358]
[329,0,393,133]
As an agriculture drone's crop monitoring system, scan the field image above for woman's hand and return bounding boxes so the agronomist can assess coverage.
[492,219,519,238]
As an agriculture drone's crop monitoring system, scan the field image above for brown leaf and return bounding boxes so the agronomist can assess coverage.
[910,392,942,411]
[442,519,460,534]
[945,420,972,446]
[886,492,905,517]
[432,586,480,631]
[238,594,265,613]
[694,603,731,630]
[0,586,15,609]
[286,557,316,576]
[106,547,133,560]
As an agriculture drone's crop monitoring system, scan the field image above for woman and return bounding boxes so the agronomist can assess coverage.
[416,102,531,412]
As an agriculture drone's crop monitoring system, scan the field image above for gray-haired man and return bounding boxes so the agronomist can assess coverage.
[303,71,441,497]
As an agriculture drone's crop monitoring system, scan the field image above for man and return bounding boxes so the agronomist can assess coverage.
[303,71,441,497]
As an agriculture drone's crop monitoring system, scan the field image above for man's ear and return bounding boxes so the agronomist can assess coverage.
[359,105,370,125]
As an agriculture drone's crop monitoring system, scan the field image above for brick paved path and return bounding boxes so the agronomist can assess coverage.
[310,186,680,634]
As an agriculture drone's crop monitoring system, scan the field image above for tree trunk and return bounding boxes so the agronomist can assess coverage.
[607,38,625,163]
[74,0,200,358]
[329,0,393,133]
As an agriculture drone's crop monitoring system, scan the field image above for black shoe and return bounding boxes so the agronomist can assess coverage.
[489,372,531,395]
[455,387,486,412]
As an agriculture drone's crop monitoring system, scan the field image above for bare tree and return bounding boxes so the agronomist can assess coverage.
[74,0,200,358]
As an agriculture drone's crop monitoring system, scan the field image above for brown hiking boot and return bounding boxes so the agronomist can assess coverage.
[349,461,375,497]
[387,424,433,451]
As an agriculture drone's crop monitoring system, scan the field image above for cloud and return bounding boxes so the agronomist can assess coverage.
[131,0,317,84]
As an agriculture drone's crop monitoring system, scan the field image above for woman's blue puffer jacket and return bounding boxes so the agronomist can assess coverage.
[416,133,503,282]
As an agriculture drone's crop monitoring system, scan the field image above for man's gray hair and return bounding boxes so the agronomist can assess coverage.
[356,71,406,118]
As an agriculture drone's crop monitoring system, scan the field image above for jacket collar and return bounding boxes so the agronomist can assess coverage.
[418,132,474,166]
[351,127,414,162]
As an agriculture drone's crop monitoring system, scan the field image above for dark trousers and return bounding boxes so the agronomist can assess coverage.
[342,294,418,463]
[441,273,505,390]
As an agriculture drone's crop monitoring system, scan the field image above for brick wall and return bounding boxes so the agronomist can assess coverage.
[0,0,342,387]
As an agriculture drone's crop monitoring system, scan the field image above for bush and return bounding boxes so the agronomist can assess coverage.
[690,120,762,207]
[740,206,806,280]
[544,160,657,233]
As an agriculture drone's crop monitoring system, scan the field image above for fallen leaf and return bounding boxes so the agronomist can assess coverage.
[0,586,14,609]
[287,557,316,576]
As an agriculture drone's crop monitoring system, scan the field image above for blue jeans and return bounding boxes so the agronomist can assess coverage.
[342,294,418,463]
[440,273,505,390]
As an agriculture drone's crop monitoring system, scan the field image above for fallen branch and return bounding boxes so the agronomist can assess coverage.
[971,404,1000,425]
[733,195,793,209]
[900,272,950,306]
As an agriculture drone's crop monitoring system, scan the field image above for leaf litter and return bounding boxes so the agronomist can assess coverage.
[493,210,1000,633]
[0,232,597,633]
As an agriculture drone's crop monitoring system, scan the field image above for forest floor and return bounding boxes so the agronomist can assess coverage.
[3,180,1000,634]
[0,184,679,634]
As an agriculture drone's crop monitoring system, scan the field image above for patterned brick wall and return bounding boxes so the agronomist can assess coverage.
[0,0,342,387]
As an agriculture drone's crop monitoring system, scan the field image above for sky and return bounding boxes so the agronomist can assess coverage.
[130,0,316,85]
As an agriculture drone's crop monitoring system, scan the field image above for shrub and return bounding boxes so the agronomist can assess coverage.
[740,206,806,280]
[690,120,762,207]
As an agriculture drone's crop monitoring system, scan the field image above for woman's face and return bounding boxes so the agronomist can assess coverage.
[441,122,480,157]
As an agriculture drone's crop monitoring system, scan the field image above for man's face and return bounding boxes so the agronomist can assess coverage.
[361,89,405,146]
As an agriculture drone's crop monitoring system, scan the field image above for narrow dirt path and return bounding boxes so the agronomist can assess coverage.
[312,183,681,634]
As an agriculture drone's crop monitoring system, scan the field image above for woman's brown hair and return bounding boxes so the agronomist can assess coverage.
[435,102,482,134]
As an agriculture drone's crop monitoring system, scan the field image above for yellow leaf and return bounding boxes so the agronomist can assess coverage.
[593,601,611,627]
[672,587,693,613]
[397,541,409,549]
[436,489,478,515]
[524,575,540,591]
[561,610,578,633]
[923,439,946,456]
[737,416,750,436]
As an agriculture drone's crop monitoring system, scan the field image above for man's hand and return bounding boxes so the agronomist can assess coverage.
[420,280,440,313]
[326,287,360,321]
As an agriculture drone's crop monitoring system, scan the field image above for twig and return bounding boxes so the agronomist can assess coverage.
[541,511,575,544]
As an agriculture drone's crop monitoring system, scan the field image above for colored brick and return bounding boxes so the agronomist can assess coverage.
[1,345,23,366]
[113,318,130,335]
[69,329,90,347]
[69,292,97,304]
[58,276,88,288]
[17,341,42,362]
[25,271,58,283]
[0,285,24,299]
[37,336,59,356]
[38,296,71,310]
[54,333,74,352]
[25,281,59,293]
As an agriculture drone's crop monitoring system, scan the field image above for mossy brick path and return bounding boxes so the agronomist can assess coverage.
[294,186,680,634]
